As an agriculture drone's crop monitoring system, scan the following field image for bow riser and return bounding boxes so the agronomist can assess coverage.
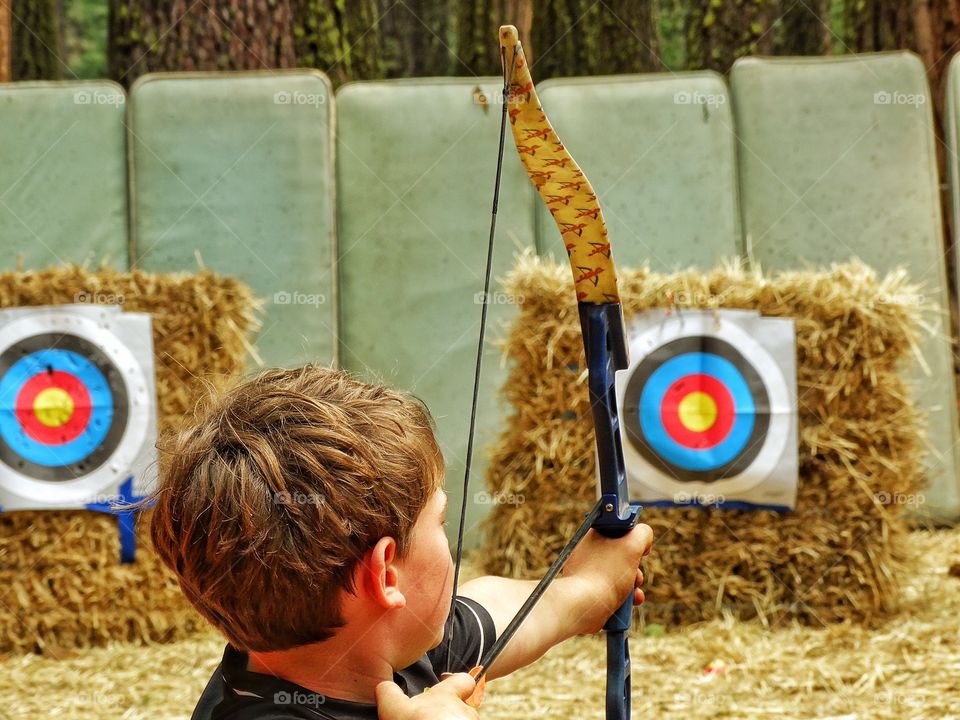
[580,302,640,720]
[580,302,632,531]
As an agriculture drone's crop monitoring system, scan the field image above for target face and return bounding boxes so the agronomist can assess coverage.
[0,333,128,480]
[0,307,154,507]
[623,336,769,482]
[619,313,792,498]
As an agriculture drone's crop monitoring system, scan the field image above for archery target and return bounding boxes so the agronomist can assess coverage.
[616,310,798,510]
[0,305,157,509]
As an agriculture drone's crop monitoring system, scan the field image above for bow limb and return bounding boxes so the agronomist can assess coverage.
[497,25,618,303]
[498,25,643,720]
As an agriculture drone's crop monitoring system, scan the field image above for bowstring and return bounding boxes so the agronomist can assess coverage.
[443,42,520,676]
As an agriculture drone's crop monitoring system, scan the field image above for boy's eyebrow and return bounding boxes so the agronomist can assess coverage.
[441,492,449,515]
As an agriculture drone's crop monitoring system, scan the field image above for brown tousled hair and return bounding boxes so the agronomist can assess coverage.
[149,365,444,652]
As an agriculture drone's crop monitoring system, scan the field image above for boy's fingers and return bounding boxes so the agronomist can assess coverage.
[437,671,478,699]
[375,680,408,715]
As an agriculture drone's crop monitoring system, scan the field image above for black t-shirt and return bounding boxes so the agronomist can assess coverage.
[191,597,496,720]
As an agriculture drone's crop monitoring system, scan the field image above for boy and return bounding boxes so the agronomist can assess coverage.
[150,366,653,719]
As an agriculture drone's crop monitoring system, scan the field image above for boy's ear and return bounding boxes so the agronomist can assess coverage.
[360,536,406,610]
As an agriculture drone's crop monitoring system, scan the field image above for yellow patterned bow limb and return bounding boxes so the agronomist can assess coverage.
[498,25,621,305]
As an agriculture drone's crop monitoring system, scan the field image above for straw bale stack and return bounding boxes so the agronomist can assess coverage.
[0,264,260,653]
[482,255,928,627]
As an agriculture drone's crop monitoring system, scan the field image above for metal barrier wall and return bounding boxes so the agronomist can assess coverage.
[128,71,337,369]
[0,81,128,271]
[1,61,959,524]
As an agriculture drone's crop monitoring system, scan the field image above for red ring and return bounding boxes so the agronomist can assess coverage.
[660,373,735,449]
[15,371,93,445]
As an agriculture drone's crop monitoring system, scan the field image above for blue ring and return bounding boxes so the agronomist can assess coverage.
[0,349,114,467]
[638,352,755,471]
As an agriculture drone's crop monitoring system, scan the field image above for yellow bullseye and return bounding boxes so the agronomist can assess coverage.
[33,387,74,427]
[677,391,717,432]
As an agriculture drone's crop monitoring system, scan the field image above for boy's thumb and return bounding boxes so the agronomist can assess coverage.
[437,671,478,699]
[375,680,407,714]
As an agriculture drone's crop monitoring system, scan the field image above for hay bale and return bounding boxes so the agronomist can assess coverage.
[0,264,261,653]
[482,255,927,627]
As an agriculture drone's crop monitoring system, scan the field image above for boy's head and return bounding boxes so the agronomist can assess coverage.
[150,365,446,653]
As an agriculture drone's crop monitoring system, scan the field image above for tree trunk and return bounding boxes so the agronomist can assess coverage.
[107,0,388,87]
[377,0,454,78]
[11,0,62,80]
[293,0,385,85]
[0,0,12,81]
[657,0,689,70]
[531,0,660,78]
[455,0,656,79]
[840,0,915,52]
[686,0,781,72]
[454,0,532,77]
[108,0,298,85]
[775,0,830,56]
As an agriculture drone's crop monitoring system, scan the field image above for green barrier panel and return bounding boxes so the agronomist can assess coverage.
[0,82,128,270]
[536,73,742,270]
[947,54,960,331]
[129,71,336,368]
[732,53,960,522]
[336,79,536,547]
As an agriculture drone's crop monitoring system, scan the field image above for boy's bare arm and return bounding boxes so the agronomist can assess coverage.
[458,524,653,680]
